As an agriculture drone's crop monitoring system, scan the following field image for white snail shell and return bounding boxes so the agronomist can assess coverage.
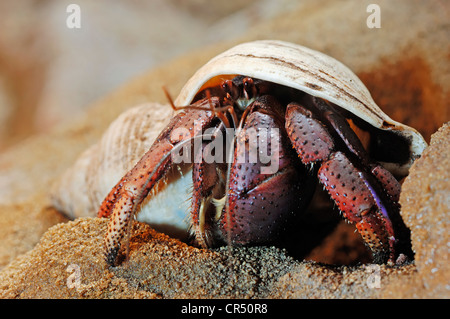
[176,40,426,173]
[51,40,427,224]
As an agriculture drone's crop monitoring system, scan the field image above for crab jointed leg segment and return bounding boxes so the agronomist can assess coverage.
[190,142,220,249]
[102,141,174,265]
[285,97,402,264]
[317,152,395,263]
[99,99,217,266]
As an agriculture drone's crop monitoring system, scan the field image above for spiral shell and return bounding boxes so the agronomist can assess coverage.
[51,40,427,225]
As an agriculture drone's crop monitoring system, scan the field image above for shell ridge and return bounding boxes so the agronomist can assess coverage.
[174,40,427,176]
[231,52,383,122]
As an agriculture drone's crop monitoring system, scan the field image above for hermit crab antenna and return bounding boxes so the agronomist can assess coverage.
[205,90,230,129]
[163,86,218,113]
[162,86,178,111]
[225,106,238,130]
[223,137,235,254]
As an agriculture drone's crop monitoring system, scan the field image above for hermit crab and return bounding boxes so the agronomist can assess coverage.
[52,40,427,266]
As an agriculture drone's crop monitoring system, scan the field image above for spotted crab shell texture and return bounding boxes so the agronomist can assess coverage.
[175,40,427,175]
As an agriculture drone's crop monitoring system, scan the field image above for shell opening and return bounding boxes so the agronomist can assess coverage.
[349,115,413,177]
[193,75,417,177]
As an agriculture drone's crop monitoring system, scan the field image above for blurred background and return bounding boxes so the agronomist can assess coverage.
[0,0,299,152]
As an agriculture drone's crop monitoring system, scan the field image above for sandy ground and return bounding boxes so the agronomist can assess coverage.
[0,0,449,299]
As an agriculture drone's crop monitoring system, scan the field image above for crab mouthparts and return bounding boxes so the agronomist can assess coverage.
[236,97,256,111]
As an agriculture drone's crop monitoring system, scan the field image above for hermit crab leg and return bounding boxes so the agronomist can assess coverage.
[285,97,407,264]
[189,122,226,249]
[189,105,241,249]
[100,98,219,266]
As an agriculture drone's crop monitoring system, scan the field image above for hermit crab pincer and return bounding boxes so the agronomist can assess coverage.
[90,40,426,266]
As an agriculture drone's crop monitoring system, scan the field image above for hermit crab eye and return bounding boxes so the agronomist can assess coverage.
[242,77,256,100]
[221,80,230,91]
[222,79,239,102]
